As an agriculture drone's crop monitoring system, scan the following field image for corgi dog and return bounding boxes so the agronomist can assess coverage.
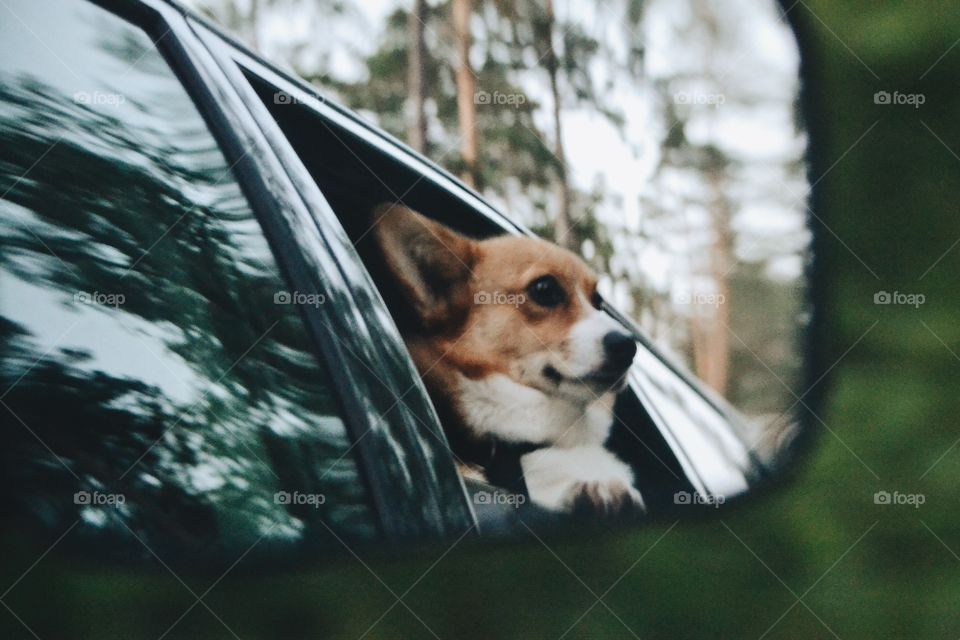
[372,203,645,516]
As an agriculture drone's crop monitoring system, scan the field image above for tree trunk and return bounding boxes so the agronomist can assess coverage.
[407,0,428,153]
[688,2,731,396]
[690,170,732,396]
[543,0,574,250]
[452,0,479,188]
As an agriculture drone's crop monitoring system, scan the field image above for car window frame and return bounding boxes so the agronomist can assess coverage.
[83,0,478,541]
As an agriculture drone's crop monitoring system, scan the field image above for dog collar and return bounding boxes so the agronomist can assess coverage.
[483,439,546,497]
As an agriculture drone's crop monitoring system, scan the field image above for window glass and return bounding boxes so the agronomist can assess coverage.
[631,347,754,499]
[0,0,377,559]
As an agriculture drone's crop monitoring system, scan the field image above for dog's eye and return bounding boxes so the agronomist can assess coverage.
[527,275,566,307]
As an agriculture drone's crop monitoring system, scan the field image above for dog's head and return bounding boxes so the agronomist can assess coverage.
[372,203,637,403]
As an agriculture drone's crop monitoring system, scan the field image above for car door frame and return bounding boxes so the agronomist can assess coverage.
[88,0,478,542]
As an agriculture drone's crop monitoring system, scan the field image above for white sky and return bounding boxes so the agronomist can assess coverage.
[185,0,808,321]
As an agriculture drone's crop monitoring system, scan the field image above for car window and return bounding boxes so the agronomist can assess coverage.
[0,0,377,561]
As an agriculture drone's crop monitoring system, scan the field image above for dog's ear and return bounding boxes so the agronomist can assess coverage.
[371,203,477,328]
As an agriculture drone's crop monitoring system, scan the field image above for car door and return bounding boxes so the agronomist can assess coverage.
[0,0,475,566]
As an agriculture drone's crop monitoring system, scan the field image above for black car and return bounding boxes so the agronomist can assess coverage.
[0,0,767,564]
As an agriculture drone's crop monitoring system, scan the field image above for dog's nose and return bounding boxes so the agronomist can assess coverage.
[603,331,637,366]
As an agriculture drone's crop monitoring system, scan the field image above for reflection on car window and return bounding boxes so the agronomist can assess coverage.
[0,0,376,559]
[630,346,754,500]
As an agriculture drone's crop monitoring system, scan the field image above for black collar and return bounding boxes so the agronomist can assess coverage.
[466,438,546,496]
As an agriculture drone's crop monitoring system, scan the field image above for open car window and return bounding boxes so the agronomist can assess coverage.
[0,0,378,561]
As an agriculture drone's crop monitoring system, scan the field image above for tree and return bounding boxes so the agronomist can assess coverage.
[407,0,428,152]
[540,0,573,249]
[690,147,734,396]
[452,0,480,187]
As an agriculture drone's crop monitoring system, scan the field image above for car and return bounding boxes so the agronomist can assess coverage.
[0,0,768,567]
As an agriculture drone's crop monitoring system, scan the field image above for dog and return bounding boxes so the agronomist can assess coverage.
[371,203,645,516]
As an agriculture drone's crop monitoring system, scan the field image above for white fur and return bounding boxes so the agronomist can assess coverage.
[458,373,613,447]
[458,372,645,513]
[521,445,644,512]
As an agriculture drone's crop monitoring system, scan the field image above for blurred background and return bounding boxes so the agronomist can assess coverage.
[183,0,811,460]
[5,0,960,638]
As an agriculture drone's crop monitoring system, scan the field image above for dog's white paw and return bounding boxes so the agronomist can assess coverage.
[521,445,645,516]
[568,479,646,517]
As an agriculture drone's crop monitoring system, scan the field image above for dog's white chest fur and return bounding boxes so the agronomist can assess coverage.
[456,373,642,513]
[457,373,612,447]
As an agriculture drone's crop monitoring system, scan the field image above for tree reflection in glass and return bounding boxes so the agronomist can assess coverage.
[0,0,376,561]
